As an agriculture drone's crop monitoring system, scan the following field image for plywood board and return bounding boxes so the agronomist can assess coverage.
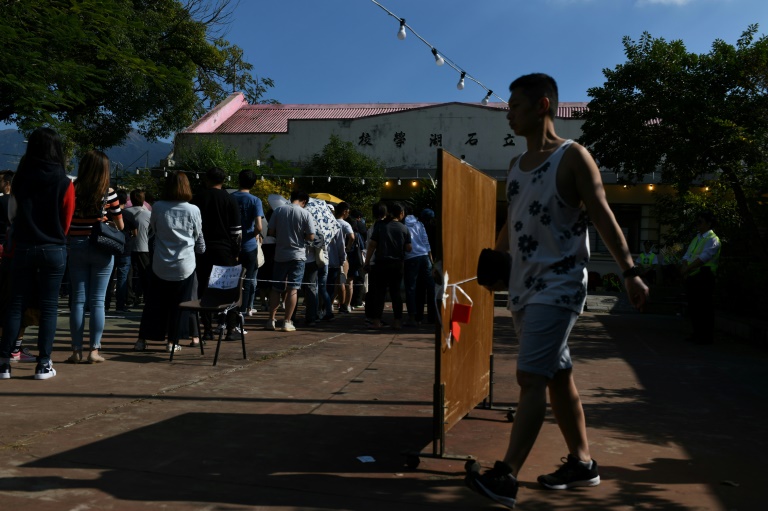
[435,149,497,431]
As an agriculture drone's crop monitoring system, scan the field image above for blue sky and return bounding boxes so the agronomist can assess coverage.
[228,0,767,105]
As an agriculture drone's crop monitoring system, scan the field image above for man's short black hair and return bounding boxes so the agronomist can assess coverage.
[238,169,257,190]
[205,167,227,185]
[290,190,310,203]
[697,209,717,228]
[335,201,350,218]
[509,73,559,119]
[116,189,128,205]
[372,202,387,219]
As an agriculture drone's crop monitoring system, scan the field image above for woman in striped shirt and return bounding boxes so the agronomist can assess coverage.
[67,150,123,364]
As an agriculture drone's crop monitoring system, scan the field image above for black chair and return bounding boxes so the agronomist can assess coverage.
[171,266,247,366]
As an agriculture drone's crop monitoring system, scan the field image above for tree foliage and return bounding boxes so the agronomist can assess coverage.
[578,25,768,256]
[0,0,275,151]
[302,135,387,213]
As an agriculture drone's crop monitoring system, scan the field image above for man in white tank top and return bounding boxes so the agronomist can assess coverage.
[466,73,648,509]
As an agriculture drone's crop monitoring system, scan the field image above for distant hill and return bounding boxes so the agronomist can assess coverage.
[0,129,173,173]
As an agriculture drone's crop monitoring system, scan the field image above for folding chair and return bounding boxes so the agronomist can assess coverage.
[171,265,247,366]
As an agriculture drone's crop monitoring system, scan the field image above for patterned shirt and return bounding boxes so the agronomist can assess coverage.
[506,139,590,313]
[69,187,122,238]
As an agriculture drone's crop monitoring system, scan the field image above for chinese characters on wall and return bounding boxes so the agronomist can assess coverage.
[357,131,515,148]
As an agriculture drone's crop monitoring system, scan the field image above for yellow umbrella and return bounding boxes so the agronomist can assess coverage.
[309,192,344,203]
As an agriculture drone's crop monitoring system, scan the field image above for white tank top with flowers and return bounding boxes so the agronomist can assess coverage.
[506,139,590,313]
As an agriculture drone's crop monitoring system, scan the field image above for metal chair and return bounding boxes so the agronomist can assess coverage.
[171,266,247,366]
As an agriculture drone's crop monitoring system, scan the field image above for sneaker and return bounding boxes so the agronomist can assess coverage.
[133,339,146,352]
[338,305,350,313]
[166,343,181,353]
[465,461,518,508]
[281,320,296,332]
[11,348,37,363]
[0,362,10,379]
[537,454,600,490]
[34,361,57,380]
[248,308,258,316]
[234,325,247,335]
[266,319,276,331]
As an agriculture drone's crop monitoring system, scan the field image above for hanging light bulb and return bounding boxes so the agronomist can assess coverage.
[457,72,466,90]
[397,19,406,40]
[362,178,366,185]
[291,176,295,183]
[195,172,199,180]
[481,90,493,105]
[164,170,168,177]
[397,179,401,186]
[135,168,140,175]
[431,48,444,66]
[261,175,265,181]
[328,176,332,182]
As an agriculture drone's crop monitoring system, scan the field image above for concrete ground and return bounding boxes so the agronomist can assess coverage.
[0,296,765,510]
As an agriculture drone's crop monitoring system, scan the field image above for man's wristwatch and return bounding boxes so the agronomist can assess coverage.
[622,266,643,278]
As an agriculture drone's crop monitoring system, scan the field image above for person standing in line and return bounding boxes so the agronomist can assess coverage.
[403,204,435,326]
[133,172,204,353]
[465,73,648,508]
[266,190,315,332]
[191,167,242,340]
[125,189,152,306]
[363,202,388,324]
[679,210,720,345]
[105,189,136,313]
[334,202,355,313]
[364,202,411,330]
[0,127,75,380]
[67,150,124,364]
[635,240,659,285]
[231,170,264,318]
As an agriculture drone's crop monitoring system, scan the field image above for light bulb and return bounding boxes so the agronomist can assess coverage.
[457,72,466,90]
[397,179,401,185]
[411,180,417,187]
[164,170,168,177]
[328,176,331,182]
[195,173,199,180]
[135,168,140,175]
[291,177,295,183]
[261,175,264,181]
[362,178,366,185]
[432,48,444,66]
[397,19,406,40]
[482,90,493,106]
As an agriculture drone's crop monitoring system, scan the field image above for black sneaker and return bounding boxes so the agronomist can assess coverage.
[0,361,11,379]
[538,454,600,489]
[465,460,518,508]
[34,361,57,380]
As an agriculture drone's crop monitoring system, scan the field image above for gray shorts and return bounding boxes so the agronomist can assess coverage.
[511,304,578,379]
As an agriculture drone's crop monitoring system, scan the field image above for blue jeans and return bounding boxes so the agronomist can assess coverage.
[113,254,132,310]
[68,238,114,351]
[239,247,259,314]
[302,261,319,322]
[0,243,68,364]
[317,264,331,317]
[404,255,435,322]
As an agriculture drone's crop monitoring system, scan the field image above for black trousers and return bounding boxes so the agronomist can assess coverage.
[685,267,715,343]
[370,260,404,320]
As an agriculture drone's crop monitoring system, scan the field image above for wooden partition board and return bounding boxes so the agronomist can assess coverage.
[436,149,497,432]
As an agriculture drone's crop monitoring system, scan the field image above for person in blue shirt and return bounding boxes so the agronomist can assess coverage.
[231,170,264,317]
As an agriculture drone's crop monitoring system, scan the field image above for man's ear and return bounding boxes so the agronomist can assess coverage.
[538,96,551,116]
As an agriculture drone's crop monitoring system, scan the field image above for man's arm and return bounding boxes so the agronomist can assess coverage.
[570,144,648,310]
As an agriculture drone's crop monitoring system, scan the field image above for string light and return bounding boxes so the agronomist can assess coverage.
[362,178,366,184]
[397,179,401,185]
[431,47,444,66]
[482,90,493,106]
[370,0,506,104]
[328,176,332,182]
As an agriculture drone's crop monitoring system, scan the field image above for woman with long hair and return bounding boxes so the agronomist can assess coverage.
[0,127,75,380]
[134,171,204,353]
[67,150,123,364]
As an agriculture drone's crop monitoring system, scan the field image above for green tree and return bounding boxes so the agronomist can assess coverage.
[578,25,768,257]
[302,135,386,212]
[0,0,276,150]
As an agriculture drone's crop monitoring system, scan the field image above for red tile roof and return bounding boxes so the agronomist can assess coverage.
[183,95,587,134]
